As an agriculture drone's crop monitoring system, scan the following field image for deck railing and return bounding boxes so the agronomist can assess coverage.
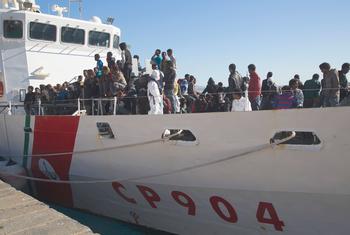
[0,88,349,116]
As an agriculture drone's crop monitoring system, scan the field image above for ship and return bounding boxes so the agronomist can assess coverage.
[1,1,350,234]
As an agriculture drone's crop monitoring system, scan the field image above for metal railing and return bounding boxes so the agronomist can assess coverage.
[1,87,349,116]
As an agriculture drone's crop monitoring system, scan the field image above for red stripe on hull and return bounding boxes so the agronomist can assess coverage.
[31,116,80,207]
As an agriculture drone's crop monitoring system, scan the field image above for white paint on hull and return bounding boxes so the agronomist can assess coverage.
[0,107,350,234]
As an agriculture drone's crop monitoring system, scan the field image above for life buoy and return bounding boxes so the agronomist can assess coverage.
[0,81,4,97]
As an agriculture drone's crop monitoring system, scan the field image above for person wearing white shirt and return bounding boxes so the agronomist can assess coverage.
[151,64,163,89]
[147,74,163,115]
[231,88,252,112]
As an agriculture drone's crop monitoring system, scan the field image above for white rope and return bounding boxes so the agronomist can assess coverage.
[0,132,296,184]
[3,130,184,158]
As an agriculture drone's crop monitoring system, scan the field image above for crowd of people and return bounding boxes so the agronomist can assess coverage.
[24,42,350,115]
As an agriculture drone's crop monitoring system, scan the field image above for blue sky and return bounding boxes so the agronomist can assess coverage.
[37,0,350,86]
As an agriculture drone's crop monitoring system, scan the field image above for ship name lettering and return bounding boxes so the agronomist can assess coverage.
[112,181,285,232]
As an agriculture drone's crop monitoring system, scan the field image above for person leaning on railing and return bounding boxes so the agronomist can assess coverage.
[303,74,321,108]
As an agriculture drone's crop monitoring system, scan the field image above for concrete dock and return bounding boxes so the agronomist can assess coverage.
[0,180,97,235]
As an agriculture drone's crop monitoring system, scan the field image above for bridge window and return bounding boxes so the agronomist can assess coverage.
[61,27,85,45]
[4,20,23,39]
[113,35,120,49]
[89,31,110,47]
[29,22,57,42]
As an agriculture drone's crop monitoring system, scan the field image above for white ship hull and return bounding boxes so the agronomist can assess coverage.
[1,108,350,234]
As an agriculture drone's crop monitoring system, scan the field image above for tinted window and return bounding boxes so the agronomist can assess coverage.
[113,35,120,49]
[30,22,57,41]
[4,20,23,39]
[89,31,110,47]
[61,27,85,45]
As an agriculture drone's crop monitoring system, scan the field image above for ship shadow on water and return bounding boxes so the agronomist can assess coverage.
[49,203,172,235]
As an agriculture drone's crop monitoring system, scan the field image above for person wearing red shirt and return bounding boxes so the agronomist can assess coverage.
[248,64,262,110]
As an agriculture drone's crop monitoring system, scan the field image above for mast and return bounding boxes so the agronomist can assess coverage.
[68,0,83,19]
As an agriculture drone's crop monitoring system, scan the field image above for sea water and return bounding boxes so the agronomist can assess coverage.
[51,205,170,235]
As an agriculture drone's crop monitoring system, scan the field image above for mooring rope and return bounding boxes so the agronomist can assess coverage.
[0,132,296,184]
[2,130,184,158]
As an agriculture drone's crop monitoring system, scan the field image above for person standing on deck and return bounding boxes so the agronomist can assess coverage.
[319,62,340,107]
[303,74,321,108]
[160,51,168,72]
[339,63,349,102]
[163,61,177,113]
[248,64,262,110]
[174,78,181,113]
[180,74,189,95]
[133,55,143,74]
[151,63,163,91]
[24,86,35,115]
[151,49,162,70]
[84,70,98,114]
[147,74,163,115]
[187,76,200,113]
[231,88,252,112]
[106,52,115,70]
[167,49,177,70]
[290,79,304,108]
[119,42,133,84]
[202,77,218,95]
[261,72,277,110]
[294,74,304,90]
[228,64,243,93]
[94,54,103,79]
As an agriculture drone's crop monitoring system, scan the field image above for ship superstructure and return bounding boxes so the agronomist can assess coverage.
[0,0,121,103]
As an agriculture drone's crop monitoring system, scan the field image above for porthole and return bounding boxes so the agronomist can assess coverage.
[271,131,322,151]
[162,129,197,142]
[97,122,115,139]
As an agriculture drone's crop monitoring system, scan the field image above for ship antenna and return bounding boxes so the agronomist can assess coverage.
[68,0,83,19]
